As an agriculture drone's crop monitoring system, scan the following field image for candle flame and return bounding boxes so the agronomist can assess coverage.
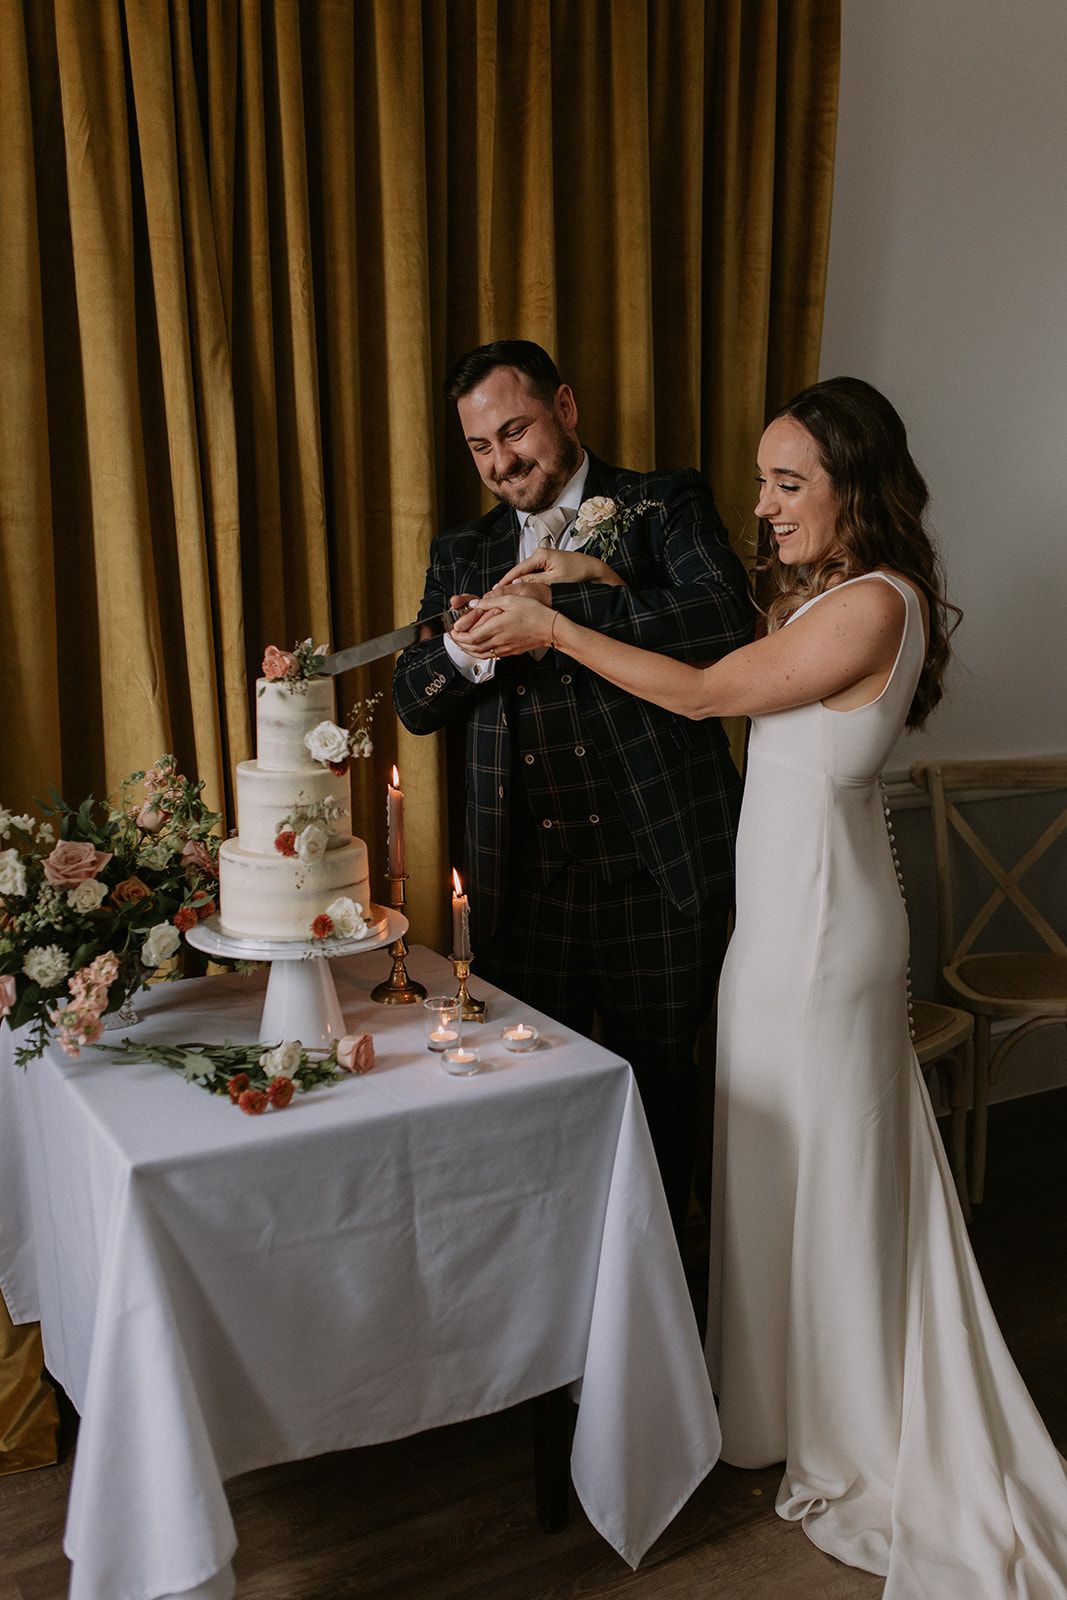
[452,868,463,895]
[391,764,400,787]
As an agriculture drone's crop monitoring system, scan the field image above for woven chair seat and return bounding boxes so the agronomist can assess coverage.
[949,951,1067,1009]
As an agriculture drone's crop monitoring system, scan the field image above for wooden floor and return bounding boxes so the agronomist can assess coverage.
[2,1088,1064,1600]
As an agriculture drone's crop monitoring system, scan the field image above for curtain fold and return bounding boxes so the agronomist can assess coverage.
[1,0,839,950]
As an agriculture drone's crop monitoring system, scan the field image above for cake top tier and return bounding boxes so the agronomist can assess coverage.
[256,677,338,773]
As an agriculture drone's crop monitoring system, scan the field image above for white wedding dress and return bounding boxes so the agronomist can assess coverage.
[707,572,1067,1597]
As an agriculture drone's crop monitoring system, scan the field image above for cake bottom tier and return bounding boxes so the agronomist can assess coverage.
[218,837,372,941]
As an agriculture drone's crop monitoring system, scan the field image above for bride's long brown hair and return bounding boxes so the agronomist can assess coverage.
[757,376,960,729]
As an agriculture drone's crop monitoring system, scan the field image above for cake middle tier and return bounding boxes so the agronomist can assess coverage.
[234,760,352,854]
[218,837,371,941]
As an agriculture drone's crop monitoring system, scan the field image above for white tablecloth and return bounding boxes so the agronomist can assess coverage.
[0,946,720,1600]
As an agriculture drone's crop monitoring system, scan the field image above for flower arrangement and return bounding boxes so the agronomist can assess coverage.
[113,1030,375,1110]
[572,495,664,561]
[0,757,221,1066]
[304,689,383,775]
[260,638,328,691]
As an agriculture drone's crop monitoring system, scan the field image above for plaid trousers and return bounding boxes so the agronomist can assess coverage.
[474,852,729,1230]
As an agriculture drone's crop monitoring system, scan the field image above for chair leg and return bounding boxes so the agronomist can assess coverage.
[969,1015,991,1206]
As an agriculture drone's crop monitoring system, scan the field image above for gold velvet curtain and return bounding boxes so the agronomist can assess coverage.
[2,0,838,953]
[1,0,837,1474]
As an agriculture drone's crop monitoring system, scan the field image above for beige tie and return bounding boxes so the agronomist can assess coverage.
[527,505,576,549]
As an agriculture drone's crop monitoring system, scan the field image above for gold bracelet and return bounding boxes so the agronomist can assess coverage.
[549,611,561,650]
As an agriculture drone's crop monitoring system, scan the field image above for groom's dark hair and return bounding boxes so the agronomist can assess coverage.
[444,340,563,404]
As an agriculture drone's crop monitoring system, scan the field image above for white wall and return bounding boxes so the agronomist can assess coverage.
[820,0,1067,773]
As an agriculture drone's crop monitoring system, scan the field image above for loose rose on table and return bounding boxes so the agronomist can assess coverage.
[337,1033,375,1075]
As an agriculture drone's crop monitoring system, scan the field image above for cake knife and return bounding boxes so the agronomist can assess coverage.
[309,604,473,676]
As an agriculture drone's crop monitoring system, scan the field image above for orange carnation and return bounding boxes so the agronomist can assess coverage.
[267,1076,295,1109]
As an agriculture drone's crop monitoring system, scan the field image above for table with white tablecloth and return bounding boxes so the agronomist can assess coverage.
[0,945,720,1600]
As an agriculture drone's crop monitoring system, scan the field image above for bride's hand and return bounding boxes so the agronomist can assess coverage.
[464,592,556,657]
[500,548,626,588]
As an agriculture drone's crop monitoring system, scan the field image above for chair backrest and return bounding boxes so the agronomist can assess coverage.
[909,759,1067,971]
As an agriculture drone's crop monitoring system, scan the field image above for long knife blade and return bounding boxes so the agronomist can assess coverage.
[310,607,465,676]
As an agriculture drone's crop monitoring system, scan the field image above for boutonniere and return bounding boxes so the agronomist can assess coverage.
[571,496,664,561]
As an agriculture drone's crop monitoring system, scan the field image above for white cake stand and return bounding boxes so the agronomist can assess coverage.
[185,907,408,1047]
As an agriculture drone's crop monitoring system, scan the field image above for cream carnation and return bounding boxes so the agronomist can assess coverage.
[0,848,27,898]
[304,721,350,766]
[141,921,180,969]
[22,944,71,987]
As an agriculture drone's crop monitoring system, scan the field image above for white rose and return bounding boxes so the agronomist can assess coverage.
[141,921,180,969]
[22,944,71,987]
[575,495,617,536]
[68,878,109,913]
[305,721,351,765]
[259,1039,303,1078]
[295,822,330,863]
[0,849,27,898]
[324,896,368,939]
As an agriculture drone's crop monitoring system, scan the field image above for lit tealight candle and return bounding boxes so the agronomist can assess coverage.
[442,1045,480,1075]
[428,1025,460,1052]
[502,1022,540,1053]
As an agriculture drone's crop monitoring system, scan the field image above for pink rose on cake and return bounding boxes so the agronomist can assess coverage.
[262,645,298,682]
[42,839,113,888]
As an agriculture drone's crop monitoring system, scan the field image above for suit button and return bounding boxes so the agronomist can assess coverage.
[542,819,553,829]
[574,745,585,757]
[516,685,527,695]
[561,674,572,685]
[498,786,505,798]
[589,814,600,824]
[524,754,535,765]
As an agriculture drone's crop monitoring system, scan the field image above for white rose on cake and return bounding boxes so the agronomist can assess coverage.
[305,721,350,766]
[295,822,330,863]
[324,896,368,939]
[259,1039,303,1079]
[141,921,180,969]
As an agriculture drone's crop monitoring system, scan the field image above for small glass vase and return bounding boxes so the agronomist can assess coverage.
[104,991,141,1030]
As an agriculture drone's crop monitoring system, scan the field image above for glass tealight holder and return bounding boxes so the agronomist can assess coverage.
[501,1021,540,1053]
[424,995,462,1053]
[441,1044,481,1075]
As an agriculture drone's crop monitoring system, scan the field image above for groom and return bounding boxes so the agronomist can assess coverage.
[393,340,751,1228]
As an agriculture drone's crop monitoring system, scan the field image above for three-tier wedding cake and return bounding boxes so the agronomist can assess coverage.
[218,672,373,941]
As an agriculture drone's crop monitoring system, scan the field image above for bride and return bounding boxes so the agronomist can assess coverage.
[454,376,1067,1597]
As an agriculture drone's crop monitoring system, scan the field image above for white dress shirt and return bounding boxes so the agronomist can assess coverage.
[444,453,591,682]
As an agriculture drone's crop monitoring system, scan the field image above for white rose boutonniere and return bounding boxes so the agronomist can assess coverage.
[572,495,665,561]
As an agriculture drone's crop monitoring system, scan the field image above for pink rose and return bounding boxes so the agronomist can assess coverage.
[42,839,113,888]
[181,838,218,877]
[337,1032,375,1075]
[0,974,16,1017]
[262,646,298,682]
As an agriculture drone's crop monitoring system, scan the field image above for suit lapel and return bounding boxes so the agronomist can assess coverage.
[482,504,521,592]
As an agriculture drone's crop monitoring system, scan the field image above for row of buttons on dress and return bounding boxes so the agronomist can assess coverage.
[880,778,914,1043]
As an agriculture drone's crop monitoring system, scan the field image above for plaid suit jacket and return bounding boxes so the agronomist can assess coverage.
[393,454,753,938]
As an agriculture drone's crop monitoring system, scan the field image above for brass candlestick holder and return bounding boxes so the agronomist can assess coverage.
[451,955,486,1022]
[371,874,426,1005]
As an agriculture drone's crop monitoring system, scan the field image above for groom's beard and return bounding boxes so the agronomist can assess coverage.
[488,438,583,513]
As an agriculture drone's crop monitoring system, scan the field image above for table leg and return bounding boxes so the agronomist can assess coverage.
[533,1386,572,1532]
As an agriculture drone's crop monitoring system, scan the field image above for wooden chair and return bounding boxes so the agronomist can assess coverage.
[910,759,1067,1204]
[910,1000,973,1221]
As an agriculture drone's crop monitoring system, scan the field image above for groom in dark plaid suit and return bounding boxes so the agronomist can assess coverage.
[394,341,752,1228]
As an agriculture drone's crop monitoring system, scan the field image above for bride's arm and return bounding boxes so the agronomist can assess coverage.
[467,581,907,718]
